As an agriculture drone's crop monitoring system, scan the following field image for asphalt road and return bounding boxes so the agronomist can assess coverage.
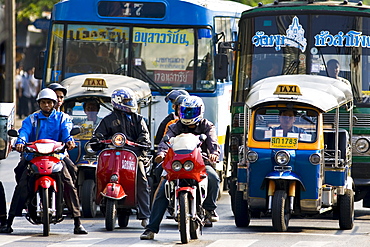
[0,143,370,246]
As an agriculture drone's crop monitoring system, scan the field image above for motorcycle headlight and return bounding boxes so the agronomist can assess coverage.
[112,133,126,147]
[309,153,321,165]
[247,151,258,163]
[183,161,194,171]
[35,143,55,154]
[84,142,97,155]
[110,174,119,182]
[172,161,182,172]
[275,151,290,165]
[355,138,370,153]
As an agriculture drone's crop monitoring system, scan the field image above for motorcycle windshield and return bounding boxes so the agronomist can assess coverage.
[170,133,200,154]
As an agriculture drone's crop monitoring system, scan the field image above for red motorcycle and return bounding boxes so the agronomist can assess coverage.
[162,133,208,244]
[93,133,151,231]
[7,127,80,236]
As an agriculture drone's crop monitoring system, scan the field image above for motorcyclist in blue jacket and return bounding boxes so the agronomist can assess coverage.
[0,88,87,234]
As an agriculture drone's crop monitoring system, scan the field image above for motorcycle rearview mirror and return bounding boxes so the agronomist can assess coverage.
[70,126,81,136]
[163,135,170,143]
[96,132,104,139]
[8,129,19,137]
[199,134,207,142]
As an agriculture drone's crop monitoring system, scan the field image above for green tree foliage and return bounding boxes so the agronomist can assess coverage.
[15,0,58,21]
[11,0,370,20]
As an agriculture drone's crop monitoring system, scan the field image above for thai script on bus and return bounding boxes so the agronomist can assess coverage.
[64,25,129,42]
[314,30,370,47]
[133,29,193,46]
[252,16,307,52]
[154,70,193,85]
[155,57,186,69]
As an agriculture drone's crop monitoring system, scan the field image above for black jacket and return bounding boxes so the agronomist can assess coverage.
[92,109,151,156]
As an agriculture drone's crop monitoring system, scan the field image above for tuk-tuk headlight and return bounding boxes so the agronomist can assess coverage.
[183,161,194,171]
[275,151,290,165]
[247,151,258,163]
[84,142,97,155]
[355,138,370,153]
[309,153,321,165]
[172,161,182,171]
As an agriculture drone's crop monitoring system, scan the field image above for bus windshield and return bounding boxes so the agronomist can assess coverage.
[236,14,370,104]
[46,24,214,92]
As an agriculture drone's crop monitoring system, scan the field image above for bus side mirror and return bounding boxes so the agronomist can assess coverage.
[214,54,228,80]
[34,51,45,79]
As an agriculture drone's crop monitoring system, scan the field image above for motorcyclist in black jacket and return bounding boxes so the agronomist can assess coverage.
[90,87,151,227]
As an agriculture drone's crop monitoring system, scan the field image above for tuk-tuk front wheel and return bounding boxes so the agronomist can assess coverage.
[272,190,290,232]
[338,189,354,230]
[234,191,250,227]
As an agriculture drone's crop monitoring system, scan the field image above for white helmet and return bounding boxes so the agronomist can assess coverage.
[36,88,57,104]
[179,96,205,125]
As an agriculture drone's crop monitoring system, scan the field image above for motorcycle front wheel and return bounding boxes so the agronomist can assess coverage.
[41,187,50,236]
[105,199,117,231]
[179,192,190,244]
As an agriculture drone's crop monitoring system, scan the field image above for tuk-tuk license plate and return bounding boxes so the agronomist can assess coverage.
[270,137,298,149]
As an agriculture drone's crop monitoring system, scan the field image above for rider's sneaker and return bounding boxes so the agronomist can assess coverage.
[140,229,155,240]
[141,219,148,228]
[0,225,13,233]
[74,225,88,234]
[204,218,213,227]
[206,210,219,222]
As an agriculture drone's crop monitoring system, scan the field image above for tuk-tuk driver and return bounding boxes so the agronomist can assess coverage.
[83,99,101,125]
[274,110,306,137]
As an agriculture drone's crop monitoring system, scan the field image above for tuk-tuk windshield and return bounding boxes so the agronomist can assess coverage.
[64,100,112,140]
[253,108,318,143]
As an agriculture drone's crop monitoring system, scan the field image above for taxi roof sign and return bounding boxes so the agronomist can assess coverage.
[273,84,302,95]
[82,78,108,88]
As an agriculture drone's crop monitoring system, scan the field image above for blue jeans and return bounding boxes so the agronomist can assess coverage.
[146,165,220,233]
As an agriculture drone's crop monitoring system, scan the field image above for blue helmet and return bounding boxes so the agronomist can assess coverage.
[179,96,204,125]
[164,89,189,103]
[111,88,137,113]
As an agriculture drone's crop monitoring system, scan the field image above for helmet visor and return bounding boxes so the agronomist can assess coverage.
[180,106,201,119]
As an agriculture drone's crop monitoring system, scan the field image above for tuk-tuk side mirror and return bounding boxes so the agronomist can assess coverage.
[34,51,45,80]
[70,126,81,136]
[8,129,19,137]
[214,53,229,80]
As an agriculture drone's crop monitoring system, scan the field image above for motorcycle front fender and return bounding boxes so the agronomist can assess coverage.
[101,183,127,200]
[34,176,57,192]
[176,186,196,199]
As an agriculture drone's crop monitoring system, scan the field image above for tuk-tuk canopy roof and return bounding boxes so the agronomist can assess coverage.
[61,74,151,102]
[246,75,353,112]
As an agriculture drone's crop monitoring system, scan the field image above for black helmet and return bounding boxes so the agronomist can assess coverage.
[164,90,189,103]
[48,83,67,96]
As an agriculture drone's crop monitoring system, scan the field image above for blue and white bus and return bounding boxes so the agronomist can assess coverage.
[37,0,250,180]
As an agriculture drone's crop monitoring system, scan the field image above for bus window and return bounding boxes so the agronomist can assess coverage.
[133,27,197,90]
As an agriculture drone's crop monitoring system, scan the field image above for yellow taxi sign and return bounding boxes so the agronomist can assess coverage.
[273,84,302,95]
[82,78,108,88]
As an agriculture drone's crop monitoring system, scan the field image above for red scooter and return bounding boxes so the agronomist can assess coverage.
[92,133,151,231]
[7,127,80,236]
[162,133,208,244]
